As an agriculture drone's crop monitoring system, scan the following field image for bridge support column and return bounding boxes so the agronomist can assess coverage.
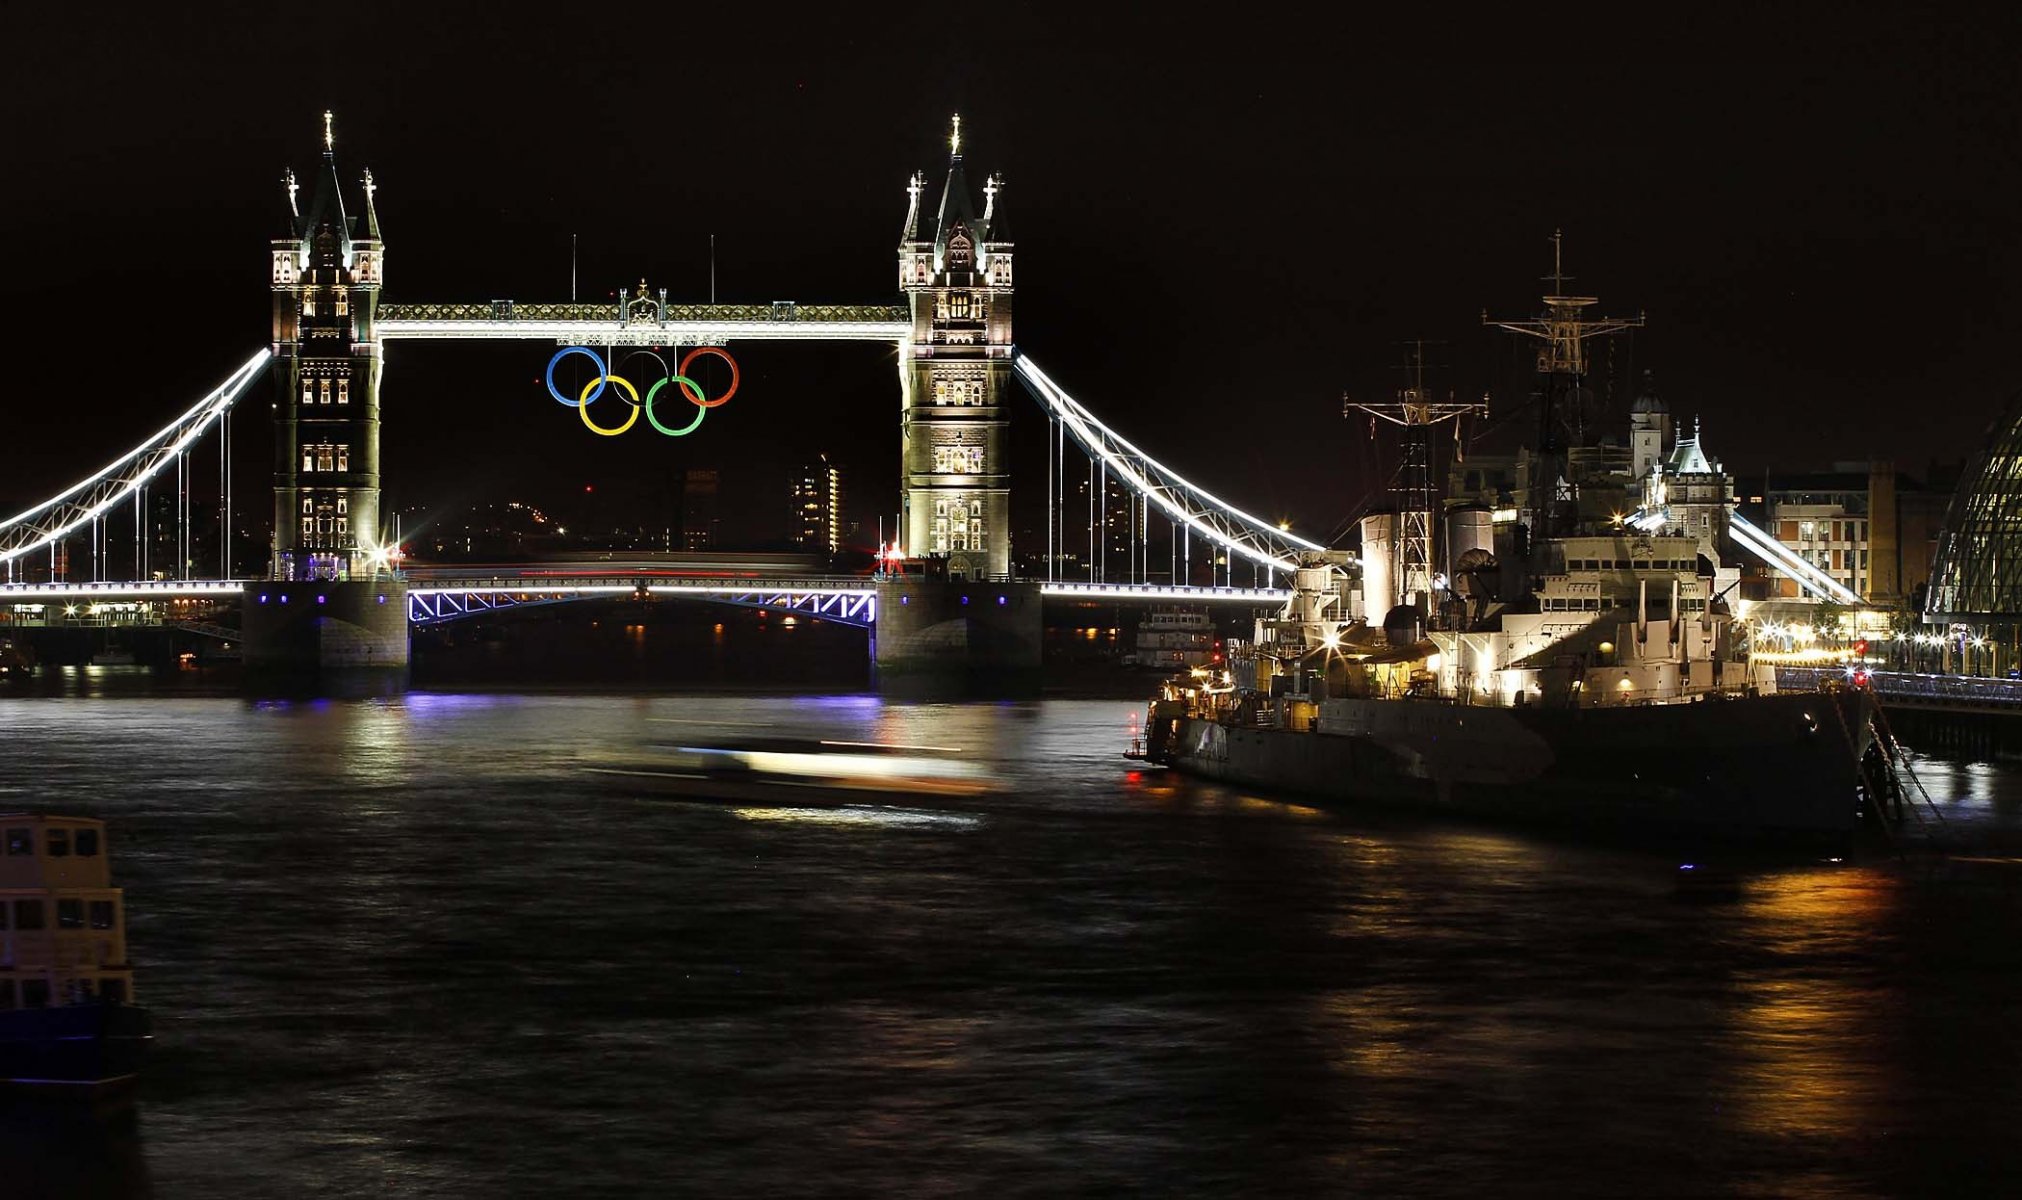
[241,579,408,691]
[873,579,1041,697]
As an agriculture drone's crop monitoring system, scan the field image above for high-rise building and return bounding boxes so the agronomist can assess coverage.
[681,469,720,552]
[897,116,1013,580]
[269,113,386,581]
[793,455,844,554]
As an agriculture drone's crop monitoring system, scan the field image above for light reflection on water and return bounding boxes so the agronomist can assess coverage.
[0,689,2017,1196]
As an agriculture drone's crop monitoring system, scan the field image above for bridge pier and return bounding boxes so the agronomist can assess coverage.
[873,579,1042,697]
[240,579,408,691]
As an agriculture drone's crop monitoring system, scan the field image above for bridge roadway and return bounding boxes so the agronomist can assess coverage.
[0,576,1291,630]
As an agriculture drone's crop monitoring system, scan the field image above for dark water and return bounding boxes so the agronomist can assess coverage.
[3,674,2021,1197]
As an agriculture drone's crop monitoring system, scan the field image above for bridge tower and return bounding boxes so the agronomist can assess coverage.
[246,114,405,685]
[269,112,385,582]
[898,116,1013,580]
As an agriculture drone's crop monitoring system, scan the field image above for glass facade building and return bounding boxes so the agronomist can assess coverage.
[1926,391,2022,623]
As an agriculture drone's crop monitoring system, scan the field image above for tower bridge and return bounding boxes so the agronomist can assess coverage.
[2,116,1320,686]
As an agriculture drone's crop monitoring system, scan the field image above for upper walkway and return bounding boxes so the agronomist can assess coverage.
[0,576,1291,629]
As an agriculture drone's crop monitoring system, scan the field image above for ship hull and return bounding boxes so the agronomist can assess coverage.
[1163,691,1873,839]
[0,1004,151,1090]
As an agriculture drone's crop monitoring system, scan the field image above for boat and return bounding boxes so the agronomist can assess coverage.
[1137,252,1877,840]
[0,816,151,1090]
[585,738,995,806]
[0,639,32,681]
[1121,607,1216,670]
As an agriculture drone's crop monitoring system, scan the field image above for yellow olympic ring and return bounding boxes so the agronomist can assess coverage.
[578,376,640,437]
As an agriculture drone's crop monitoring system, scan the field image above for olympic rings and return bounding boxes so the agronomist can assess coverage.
[541,345,741,438]
[579,375,640,437]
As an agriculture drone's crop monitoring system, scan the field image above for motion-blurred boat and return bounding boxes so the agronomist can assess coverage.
[586,738,994,805]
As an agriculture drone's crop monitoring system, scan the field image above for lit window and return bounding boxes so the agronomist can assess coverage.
[302,293,315,317]
[336,516,349,537]
[319,379,332,405]
[303,448,316,472]
[336,497,348,515]
[337,378,349,405]
[335,445,349,471]
[301,381,314,407]
[334,290,348,316]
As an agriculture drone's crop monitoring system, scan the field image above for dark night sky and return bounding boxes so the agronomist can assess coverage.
[5,3,2017,549]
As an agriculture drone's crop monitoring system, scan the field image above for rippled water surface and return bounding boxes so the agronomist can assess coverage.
[3,680,2020,1197]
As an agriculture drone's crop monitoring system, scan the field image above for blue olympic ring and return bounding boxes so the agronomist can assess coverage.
[546,346,608,407]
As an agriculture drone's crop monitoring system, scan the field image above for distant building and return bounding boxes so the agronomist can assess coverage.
[1756,463,1949,606]
[681,469,719,552]
[792,455,844,555]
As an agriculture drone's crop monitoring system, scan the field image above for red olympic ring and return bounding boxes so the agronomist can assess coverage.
[677,347,740,409]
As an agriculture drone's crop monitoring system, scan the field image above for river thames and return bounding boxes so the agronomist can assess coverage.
[2,674,2019,1197]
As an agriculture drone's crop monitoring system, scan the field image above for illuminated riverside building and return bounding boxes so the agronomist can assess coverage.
[269,114,385,581]
[792,455,844,554]
[898,116,1013,580]
[1754,464,1949,606]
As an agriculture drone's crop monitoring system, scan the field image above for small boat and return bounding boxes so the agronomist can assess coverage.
[0,816,150,1091]
[586,738,995,806]
[0,639,33,681]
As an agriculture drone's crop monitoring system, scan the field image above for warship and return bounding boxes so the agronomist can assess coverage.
[1138,245,1876,839]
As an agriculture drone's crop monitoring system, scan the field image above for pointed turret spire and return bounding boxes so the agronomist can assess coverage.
[932,113,980,267]
[299,111,351,260]
[278,167,300,238]
[981,171,1007,243]
[361,168,382,241]
[900,170,924,243]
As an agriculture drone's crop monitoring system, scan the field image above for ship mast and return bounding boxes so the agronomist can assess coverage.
[1345,341,1487,615]
[1482,231,1643,541]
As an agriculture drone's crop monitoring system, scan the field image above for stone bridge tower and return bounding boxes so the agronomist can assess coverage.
[269,112,385,582]
[898,117,1013,580]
